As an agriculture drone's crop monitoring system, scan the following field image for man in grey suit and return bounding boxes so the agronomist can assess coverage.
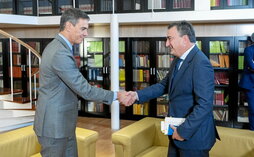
[126,21,219,157]
[34,8,129,157]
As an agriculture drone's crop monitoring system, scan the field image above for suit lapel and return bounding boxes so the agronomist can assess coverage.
[169,45,199,95]
[55,34,72,53]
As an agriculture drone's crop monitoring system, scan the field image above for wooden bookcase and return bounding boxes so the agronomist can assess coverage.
[0,38,51,97]
[78,36,251,129]
[211,0,253,10]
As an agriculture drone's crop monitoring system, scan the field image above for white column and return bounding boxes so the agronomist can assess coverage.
[195,0,210,11]
[110,13,120,130]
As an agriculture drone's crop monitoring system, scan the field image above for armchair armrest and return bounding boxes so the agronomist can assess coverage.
[112,117,162,157]
[76,127,99,157]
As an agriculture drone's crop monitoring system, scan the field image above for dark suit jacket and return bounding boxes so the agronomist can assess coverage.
[137,45,217,150]
[34,34,114,138]
[239,45,254,90]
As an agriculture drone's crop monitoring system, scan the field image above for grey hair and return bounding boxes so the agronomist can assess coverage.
[59,8,90,31]
[168,20,196,43]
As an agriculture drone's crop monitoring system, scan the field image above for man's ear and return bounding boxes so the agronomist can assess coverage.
[65,21,72,32]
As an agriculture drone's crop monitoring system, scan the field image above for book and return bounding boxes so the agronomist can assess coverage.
[161,117,185,135]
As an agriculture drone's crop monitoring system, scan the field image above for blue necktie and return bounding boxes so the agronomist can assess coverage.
[170,58,183,90]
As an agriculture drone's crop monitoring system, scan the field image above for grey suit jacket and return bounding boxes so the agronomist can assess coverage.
[34,34,114,138]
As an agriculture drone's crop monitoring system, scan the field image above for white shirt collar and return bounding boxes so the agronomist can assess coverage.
[179,44,195,60]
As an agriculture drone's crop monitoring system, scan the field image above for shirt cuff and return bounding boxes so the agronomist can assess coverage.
[113,91,118,101]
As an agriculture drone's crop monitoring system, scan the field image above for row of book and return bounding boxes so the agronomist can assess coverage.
[119,55,125,67]
[133,69,150,82]
[87,102,104,113]
[132,55,150,67]
[173,0,192,9]
[213,109,228,121]
[210,54,229,68]
[119,69,125,81]
[227,0,248,6]
[237,107,249,122]
[157,55,174,68]
[210,41,229,53]
[210,0,221,7]
[79,4,94,12]
[119,82,125,91]
[88,55,103,67]
[238,41,248,53]
[11,42,21,53]
[10,66,39,78]
[156,41,168,53]
[22,7,33,15]
[88,41,103,53]
[238,55,244,70]
[100,0,112,11]
[148,0,166,10]
[12,54,39,66]
[157,104,168,117]
[133,103,149,115]
[59,5,73,13]
[38,6,52,15]
[0,8,12,14]
[214,71,229,85]
[214,90,229,106]
[88,68,103,81]
[132,41,150,53]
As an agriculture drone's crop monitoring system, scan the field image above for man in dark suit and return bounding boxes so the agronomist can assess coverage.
[239,33,254,131]
[127,21,218,157]
[34,8,130,157]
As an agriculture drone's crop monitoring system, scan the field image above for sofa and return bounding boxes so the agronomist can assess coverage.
[0,125,98,157]
[112,117,254,157]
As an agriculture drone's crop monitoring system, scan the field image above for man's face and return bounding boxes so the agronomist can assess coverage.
[69,18,89,45]
[166,26,185,57]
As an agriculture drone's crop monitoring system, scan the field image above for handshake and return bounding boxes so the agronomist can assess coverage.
[117,91,138,106]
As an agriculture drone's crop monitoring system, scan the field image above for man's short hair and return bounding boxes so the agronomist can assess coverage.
[168,20,196,43]
[60,8,90,31]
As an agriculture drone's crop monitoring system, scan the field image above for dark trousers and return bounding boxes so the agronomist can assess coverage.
[37,134,78,157]
[245,88,254,130]
[167,139,209,157]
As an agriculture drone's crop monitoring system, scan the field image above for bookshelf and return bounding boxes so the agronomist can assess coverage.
[235,36,252,128]
[0,0,14,14]
[211,0,253,9]
[0,38,51,97]
[76,0,95,13]
[202,37,235,123]
[78,38,110,117]
[17,0,36,15]
[0,0,195,16]
[155,39,174,117]
[38,0,53,15]
[57,0,73,14]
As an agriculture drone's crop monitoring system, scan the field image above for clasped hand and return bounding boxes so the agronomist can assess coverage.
[117,91,137,106]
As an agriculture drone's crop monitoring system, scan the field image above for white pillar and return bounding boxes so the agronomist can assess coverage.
[110,13,120,130]
[195,0,210,11]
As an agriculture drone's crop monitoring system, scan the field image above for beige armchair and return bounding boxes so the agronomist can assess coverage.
[112,117,254,157]
[0,125,98,157]
[112,117,168,157]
